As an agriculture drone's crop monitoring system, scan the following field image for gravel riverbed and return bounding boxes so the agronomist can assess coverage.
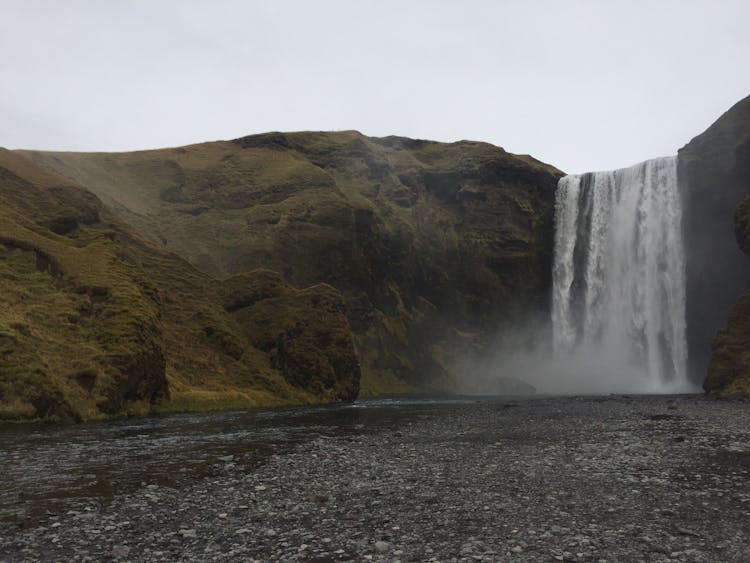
[1,395,750,562]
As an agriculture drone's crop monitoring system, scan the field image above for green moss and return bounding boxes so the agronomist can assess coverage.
[0,149,361,421]
[14,130,562,398]
[706,294,750,394]
[735,196,750,256]
[705,195,750,395]
[155,389,305,414]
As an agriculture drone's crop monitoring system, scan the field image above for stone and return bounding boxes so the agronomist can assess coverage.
[374,540,390,553]
[111,545,130,559]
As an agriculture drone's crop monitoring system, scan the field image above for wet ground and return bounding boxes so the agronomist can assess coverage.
[0,398,439,525]
[1,395,749,562]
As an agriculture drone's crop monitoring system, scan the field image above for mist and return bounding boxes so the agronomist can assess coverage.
[454,315,701,397]
[457,155,705,397]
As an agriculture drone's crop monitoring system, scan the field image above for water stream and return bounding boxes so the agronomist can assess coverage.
[0,398,477,525]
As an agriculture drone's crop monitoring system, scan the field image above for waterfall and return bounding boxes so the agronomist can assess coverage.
[551,156,691,392]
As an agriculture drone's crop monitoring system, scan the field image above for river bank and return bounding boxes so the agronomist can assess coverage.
[1,395,749,562]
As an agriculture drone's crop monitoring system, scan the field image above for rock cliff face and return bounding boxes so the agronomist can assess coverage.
[678,94,750,388]
[20,133,562,395]
[704,196,750,394]
[8,102,750,406]
[0,149,359,421]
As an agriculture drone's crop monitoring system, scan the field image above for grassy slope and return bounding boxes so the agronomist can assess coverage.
[0,149,359,421]
[19,132,563,395]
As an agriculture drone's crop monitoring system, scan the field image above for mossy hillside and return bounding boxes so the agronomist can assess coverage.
[0,150,360,421]
[0,154,165,420]
[222,270,360,402]
[20,132,563,393]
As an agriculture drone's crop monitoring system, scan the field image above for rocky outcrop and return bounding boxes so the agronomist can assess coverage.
[704,195,750,394]
[735,196,750,255]
[0,149,359,421]
[678,94,750,387]
[220,270,360,402]
[19,133,562,394]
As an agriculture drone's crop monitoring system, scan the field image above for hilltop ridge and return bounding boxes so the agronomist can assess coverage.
[18,131,563,398]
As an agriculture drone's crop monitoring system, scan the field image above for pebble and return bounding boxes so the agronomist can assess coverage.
[111,545,130,559]
[374,540,390,553]
[1,396,748,562]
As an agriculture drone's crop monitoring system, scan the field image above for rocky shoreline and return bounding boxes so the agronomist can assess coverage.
[2,395,750,562]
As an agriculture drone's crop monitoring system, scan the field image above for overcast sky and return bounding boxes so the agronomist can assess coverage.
[2,0,749,173]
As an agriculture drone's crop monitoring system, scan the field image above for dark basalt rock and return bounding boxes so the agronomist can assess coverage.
[735,196,750,256]
[678,94,750,389]
[704,194,750,394]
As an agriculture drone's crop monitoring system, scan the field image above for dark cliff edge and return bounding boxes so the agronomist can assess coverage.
[678,94,750,393]
[704,196,750,394]
[18,132,563,397]
[0,149,359,422]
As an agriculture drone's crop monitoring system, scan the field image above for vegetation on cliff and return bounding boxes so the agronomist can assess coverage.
[705,195,750,394]
[0,150,359,421]
[20,132,562,395]
[678,94,750,394]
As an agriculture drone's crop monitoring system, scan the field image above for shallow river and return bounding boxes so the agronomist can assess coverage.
[0,397,480,525]
[4,394,750,562]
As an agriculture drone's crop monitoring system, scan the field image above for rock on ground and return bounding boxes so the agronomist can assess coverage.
[1,395,750,562]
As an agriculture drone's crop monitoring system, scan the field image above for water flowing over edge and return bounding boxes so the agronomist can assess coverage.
[551,156,693,393]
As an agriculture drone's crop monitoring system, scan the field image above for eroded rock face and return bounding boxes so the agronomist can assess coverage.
[705,195,750,394]
[678,94,750,388]
[19,133,562,394]
[0,149,360,421]
[735,196,750,256]
[220,270,360,402]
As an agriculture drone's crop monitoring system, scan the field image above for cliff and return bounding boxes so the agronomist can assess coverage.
[19,132,562,395]
[704,195,750,394]
[678,94,750,393]
[678,94,750,388]
[7,103,749,405]
[0,149,359,421]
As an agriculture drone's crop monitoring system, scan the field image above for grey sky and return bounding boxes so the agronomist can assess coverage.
[2,0,749,173]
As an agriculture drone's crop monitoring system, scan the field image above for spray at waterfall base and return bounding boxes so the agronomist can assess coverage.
[464,157,699,395]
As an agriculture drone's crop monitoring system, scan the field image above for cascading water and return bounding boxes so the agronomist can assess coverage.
[551,156,692,393]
